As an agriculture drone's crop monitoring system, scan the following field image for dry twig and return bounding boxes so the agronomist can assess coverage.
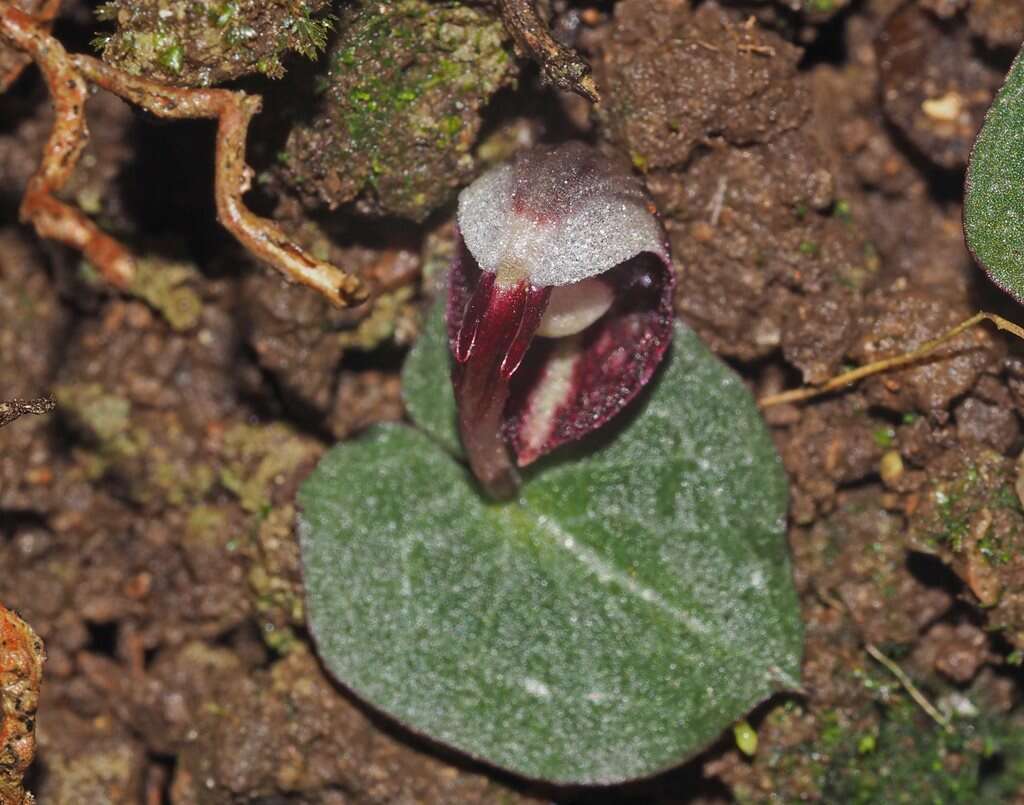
[864,643,953,734]
[816,590,953,734]
[0,396,54,429]
[499,0,600,103]
[0,3,366,306]
[759,311,1024,409]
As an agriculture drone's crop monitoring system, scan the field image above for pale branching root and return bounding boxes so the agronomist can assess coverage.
[1,4,134,289]
[499,0,600,103]
[71,56,367,306]
[0,0,57,92]
[0,2,366,307]
[759,312,1024,409]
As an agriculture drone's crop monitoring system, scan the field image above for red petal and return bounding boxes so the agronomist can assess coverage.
[447,233,674,480]
[506,253,675,466]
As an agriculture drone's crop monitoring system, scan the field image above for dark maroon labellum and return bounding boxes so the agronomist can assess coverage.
[448,142,675,499]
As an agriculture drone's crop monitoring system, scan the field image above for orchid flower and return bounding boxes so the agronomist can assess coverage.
[447,142,676,499]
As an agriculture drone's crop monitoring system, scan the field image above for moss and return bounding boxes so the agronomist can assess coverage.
[219,424,318,515]
[206,425,320,653]
[824,699,1024,803]
[148,447,215,507]
[54,382,222,507]
[95,0,332,86]
[157,42,184,74]
[55,383,131,445]
[247,503,305,654]
[872,425,895,448]
[128,259,203,333]
[337,286,419,351]
[282,0,514,220]
[185,505,231,548]
[734,682,1024,803]
[908,448,1024,643]
[912,450,1021,555]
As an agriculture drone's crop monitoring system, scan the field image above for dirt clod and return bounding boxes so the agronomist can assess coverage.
[96,0,332,86]
[281,0,515,221]
[877,4,1002,169]
[0,605,43,805]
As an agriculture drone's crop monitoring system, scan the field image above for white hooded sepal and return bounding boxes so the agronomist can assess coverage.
[457,142,669,289]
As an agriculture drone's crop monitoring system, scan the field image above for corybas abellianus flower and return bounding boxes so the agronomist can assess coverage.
[448,142,675,499]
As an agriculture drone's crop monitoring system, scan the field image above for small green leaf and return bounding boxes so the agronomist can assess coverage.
[965,45,1024,302]
[300,320,801,784]
[400,300,461,457]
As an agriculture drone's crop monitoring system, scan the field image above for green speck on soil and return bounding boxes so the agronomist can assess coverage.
[158,42,183,74]
[209,2,238,28]
[872,426,895,449]
[441,114,463,137]
[978,526,1013,565]
[933,486,969,552]
[857,733,876,754]
[734,721,758,756]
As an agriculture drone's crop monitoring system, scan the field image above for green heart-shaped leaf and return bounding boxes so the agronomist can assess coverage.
[965,45,1024,301]
[400,298,461,456]
[299,311,801,784]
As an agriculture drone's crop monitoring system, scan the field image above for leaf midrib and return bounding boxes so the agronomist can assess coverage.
[489,500,725,642]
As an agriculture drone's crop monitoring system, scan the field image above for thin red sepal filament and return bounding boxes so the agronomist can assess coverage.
[452,274,551,499]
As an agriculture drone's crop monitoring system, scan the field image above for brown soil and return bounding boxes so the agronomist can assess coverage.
[4,0,1024,802]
